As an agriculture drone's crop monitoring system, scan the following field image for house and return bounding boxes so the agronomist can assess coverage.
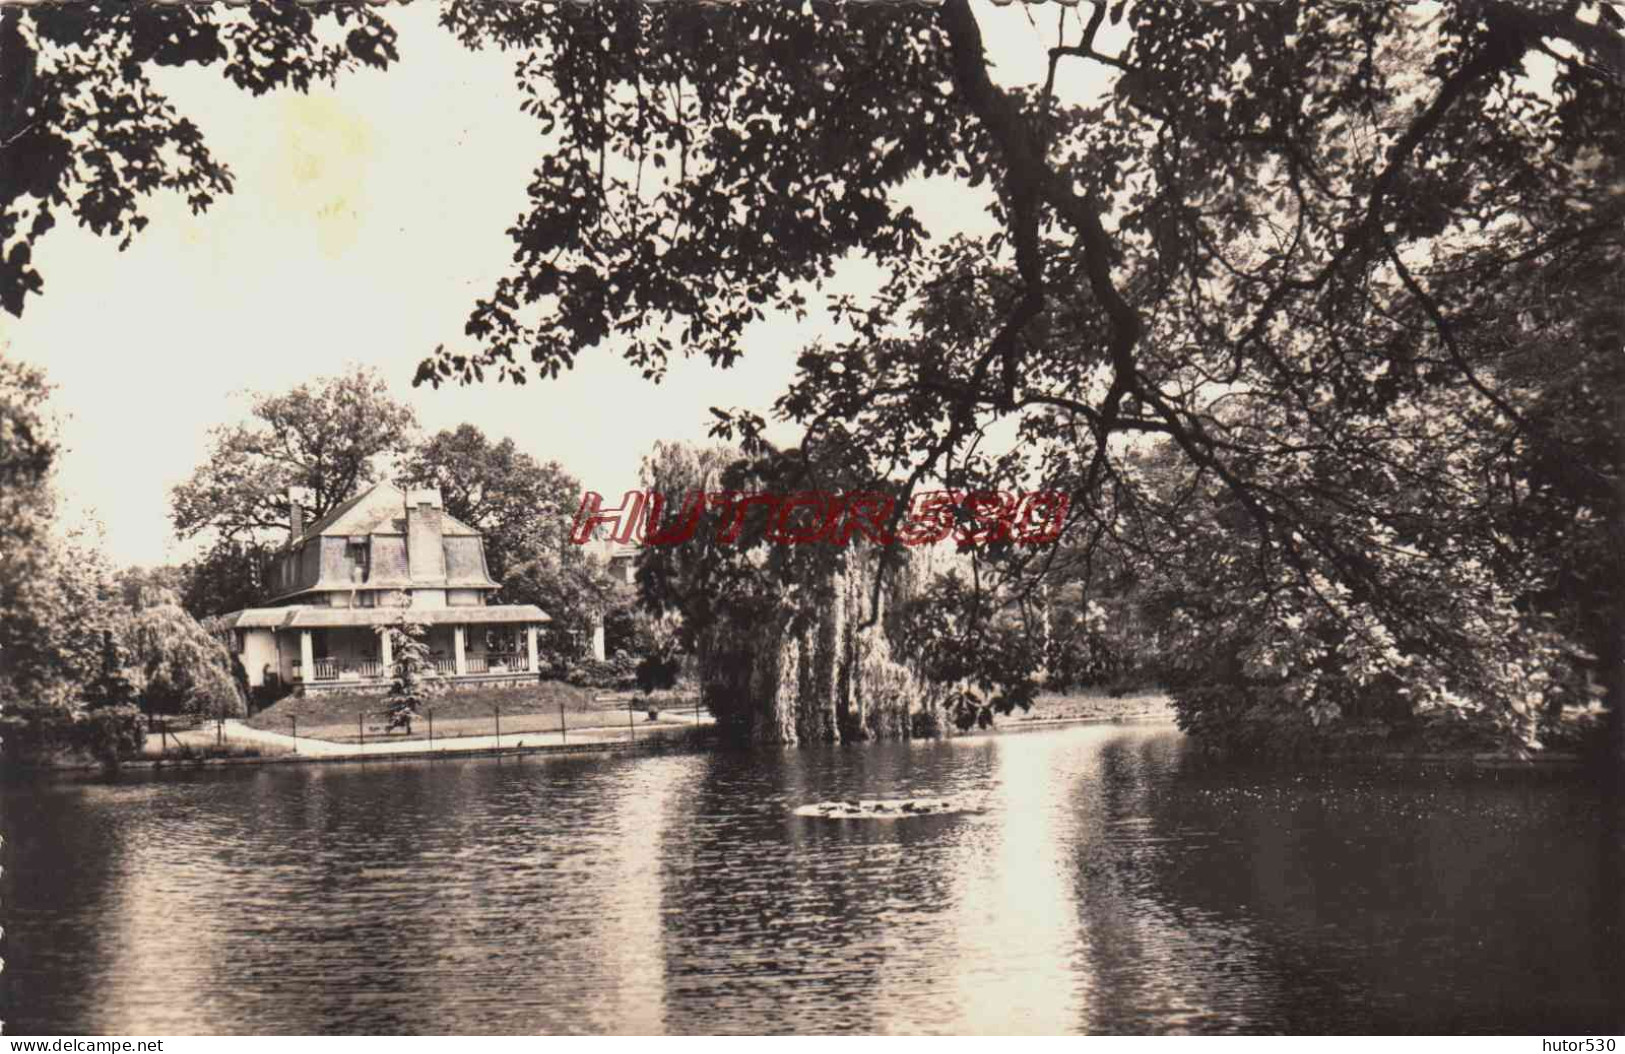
[604,542,639,587]
[584,534,640,661]
[213,482,549,695]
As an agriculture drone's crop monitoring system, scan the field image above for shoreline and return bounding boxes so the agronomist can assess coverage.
[10,710,1594,777]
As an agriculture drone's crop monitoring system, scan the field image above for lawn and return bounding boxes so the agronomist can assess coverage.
[1013,689,1176,725]
[247,680,707,744]
[142,725,292,759]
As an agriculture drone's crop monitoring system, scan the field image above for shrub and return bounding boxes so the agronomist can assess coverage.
[564,658,631,690]
[0,704,145,767]
[82,704,146,763]
[249,680,291,713]
[909,707,943,739]
[125,602,245,718]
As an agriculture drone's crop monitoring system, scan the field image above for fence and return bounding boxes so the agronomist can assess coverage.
[143,712,228,757]
[272,694,710,753]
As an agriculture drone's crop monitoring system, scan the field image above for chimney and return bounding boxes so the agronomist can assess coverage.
[406,488,447,582]
[288,486,311,541]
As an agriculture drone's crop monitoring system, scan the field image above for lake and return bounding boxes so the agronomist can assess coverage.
[2,723,1620,1034]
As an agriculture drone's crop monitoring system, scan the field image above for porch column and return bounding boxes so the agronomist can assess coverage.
[454,625,468,676]
[513,627,525,669]
[526,626,539,675]
[299,630,314,681]
[591,613,606,662]
[379,626,393,671]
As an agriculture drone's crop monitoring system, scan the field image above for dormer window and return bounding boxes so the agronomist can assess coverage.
[347,536,368,581]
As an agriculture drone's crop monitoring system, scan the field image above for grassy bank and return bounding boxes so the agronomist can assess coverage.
[246,681,710,744]
[1014,689,1177,725]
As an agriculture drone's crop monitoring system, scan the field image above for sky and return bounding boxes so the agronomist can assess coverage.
[1,2,1122,568]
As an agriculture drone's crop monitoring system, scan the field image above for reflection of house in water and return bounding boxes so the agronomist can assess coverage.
[213,482,548,695]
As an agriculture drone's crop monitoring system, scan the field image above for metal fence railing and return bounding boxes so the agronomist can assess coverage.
[268,694,708,753]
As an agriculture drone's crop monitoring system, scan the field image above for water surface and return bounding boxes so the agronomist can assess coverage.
[2,724,1620,1034]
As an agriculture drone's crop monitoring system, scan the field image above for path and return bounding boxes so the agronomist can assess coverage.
[215,718,699,759]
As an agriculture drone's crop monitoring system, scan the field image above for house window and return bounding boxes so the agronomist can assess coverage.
[347,538,368,581]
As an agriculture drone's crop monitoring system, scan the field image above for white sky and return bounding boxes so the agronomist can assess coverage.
[1,2,1121,568]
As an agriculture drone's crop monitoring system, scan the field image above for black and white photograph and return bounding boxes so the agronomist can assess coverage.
[0,0,1621,1038]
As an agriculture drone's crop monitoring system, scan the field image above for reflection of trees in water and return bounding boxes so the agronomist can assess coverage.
[656,740,988,1033]
[18,730,1614,1035]
[202,759,612,1033]
[236,758,591,1034]
[25,755,722,1034]
[2,779,149,1033]
[1071,738,1624,1033]
[1064,734,1292,1033]
[5,766,467,1033]
[262,751,714,1034]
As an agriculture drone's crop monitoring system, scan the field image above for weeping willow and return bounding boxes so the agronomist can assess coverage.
[696,548,937,745]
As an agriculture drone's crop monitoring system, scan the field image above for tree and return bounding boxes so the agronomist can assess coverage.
[1,2,398,316]
[418,1,1623,752]
[632,439,743,624]
[397,426,646,666]
[633,617,683,698]
[401,423,581,588]
[896,570,1042,731]
[171,366,417,605]
[380,619,441,734]
[0,526,128,713]
[0,355,61,703]
[116,565,187,612]
[401,426,619,660]
[0,360,138,716]
[122,598,244,719]
[176,539,275,621]
[0,355,56,554]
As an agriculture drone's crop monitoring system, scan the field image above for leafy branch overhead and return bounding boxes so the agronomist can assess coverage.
[0,1,398,316]
[420,0,1623,746]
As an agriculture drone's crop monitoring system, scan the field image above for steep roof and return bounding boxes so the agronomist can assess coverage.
[289,481,481,548]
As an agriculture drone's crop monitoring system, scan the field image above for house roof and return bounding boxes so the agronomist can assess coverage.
[289,481,482,548]
[210,604,550,631]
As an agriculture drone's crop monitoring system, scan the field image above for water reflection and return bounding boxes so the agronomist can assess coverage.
[938,733,1084,1033]
[1,726,1619,1034]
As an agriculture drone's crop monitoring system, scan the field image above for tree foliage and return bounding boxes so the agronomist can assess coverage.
[0,355,56,551]
[896,570,1041,731]
[171,365,418,547]
[634,617,683,696]
[0,356,61,697]
[0,526,127,712]
[380,619,441,733]
[0,361,252,767]
[176,539,275,621]
[1,1,398,315]
[421,0,1623,752]
[122,599,244,718]
[401,423,581,587]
